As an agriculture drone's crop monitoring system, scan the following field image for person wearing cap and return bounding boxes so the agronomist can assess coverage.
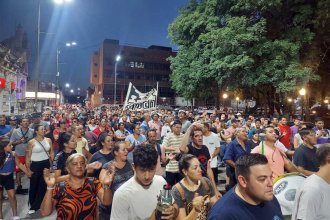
[29,113,50,134]
[9,116,18,131]
[162,120,184,186]
[148,112,163,143]
[179,110,191,134]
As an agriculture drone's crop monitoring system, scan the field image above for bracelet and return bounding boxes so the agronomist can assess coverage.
[103,184,111,190]
[47,186,55,190]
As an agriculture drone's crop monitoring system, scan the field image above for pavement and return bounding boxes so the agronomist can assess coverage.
[2,174,56,220]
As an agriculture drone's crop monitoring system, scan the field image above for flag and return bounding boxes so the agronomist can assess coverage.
[0,78,5,88]
[123,82,158,110]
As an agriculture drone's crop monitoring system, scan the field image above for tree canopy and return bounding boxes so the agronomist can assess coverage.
[168,0,328,113]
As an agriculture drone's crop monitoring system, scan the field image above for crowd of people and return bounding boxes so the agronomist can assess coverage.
[0,105,329,219]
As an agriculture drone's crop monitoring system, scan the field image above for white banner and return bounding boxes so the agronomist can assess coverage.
[123,82,158,110]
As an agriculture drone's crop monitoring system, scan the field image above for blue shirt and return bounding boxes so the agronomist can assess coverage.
[0,125,11,137]
[223,139,251,163]
[209,187,284,220]
[0,153,15,173]
[125,134,146,162]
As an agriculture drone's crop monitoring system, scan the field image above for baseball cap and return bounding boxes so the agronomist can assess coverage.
[231,118,239,123]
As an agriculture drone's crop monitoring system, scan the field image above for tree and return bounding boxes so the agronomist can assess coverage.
[168,0,320,115]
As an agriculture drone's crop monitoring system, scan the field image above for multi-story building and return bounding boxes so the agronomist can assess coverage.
[90,39,176,107]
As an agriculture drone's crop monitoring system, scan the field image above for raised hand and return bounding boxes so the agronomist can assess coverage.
[102,162,116,186]
[43,168,56,187]
[88,161,102,171]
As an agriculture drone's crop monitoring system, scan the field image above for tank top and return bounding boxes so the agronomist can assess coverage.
[31,138,51,161]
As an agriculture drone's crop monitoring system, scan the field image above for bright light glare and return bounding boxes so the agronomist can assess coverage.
[53,0,64,4]
[70,89,74,93]
[116,55,121,62]
[71,41,77,46]
[288,98,292,102]
[53,0,72,4]
[65,83,70,88]
[222,93,228,99]
[235,97,239,101]
[299,88,306,96]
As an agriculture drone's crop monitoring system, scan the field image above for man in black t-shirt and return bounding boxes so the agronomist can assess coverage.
[293,128,319,176]
[180,123,221,198]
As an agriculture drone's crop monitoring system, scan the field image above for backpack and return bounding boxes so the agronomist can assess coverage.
[174,177,210,214]
[54,177,95,200]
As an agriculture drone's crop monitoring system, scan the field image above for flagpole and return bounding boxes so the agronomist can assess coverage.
[123,82,132,110]
[155,81,159,110]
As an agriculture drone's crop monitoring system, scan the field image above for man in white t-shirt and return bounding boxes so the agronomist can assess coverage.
[292,144,330,220]
[111,144,177,220]
[202,121,220,184]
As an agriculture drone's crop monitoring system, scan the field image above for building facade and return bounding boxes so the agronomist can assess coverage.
[0,25,29,115]
[90,39,176,107]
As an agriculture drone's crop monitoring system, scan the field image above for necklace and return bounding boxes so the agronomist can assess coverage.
[182,178,200,192]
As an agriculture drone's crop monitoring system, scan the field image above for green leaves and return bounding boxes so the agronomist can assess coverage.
[168,0,320,102]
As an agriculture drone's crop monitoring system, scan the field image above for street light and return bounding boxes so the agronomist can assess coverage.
[235,97,239,113]
[299,88,306,120]
[114,55,121,104]
[288,98,293,102]
[324,100,329,104]
[35,0,72,105]
[70,89,74,93]
[65,83,70,88]
[222,93,228,111]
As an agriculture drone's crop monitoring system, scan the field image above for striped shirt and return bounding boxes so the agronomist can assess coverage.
[162,132,184,173]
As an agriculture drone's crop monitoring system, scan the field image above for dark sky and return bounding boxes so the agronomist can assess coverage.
[0,0,188,91]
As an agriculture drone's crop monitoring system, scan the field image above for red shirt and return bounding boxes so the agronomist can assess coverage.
[278,124,291,148]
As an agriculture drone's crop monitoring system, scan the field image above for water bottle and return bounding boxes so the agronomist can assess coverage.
[155,184,172,220]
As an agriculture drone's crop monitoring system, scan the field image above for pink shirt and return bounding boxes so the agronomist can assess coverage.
[148,120,163,140]
[251,143,289,181]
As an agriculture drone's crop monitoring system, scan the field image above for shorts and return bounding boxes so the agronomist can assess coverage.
[0,173,15,190]
[15,156,25,173]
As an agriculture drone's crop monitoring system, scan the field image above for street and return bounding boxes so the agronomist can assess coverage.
[2,174,56,220]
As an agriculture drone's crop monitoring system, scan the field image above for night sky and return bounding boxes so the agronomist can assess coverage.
[0,0,188,92]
